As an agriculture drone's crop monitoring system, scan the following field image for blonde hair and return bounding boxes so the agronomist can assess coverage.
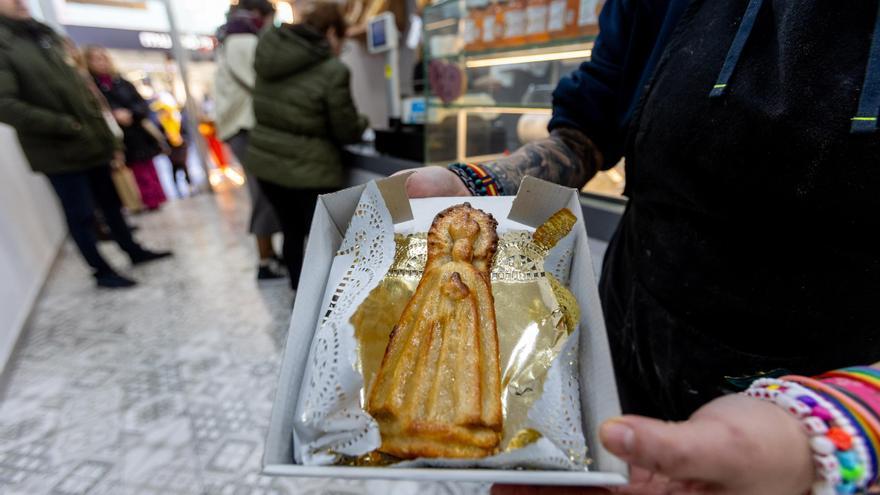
[83,45,117,76]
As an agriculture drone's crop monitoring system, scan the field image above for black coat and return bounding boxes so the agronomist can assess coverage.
[95,76,161,163]
[599,0,880,420]
[0,18,116,174]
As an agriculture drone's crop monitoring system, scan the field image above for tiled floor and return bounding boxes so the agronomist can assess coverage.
[0,188,487,495]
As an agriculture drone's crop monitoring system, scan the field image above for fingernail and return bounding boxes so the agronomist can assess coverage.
[601,420,635,455]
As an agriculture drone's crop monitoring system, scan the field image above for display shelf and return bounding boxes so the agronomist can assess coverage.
[423,0,623,201]
[428,101,552,112]
[424,17,459,33]
[463,36,596,59]
[428,37,596,61]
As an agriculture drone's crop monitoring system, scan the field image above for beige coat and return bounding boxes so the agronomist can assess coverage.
[214,33,258,142]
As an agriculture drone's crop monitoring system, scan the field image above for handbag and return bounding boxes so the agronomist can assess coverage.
[111,165,145,213]
[103,109,124,139]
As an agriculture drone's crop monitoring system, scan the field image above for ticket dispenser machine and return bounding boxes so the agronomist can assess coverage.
[367,12,402,122]
[366,12,425,162]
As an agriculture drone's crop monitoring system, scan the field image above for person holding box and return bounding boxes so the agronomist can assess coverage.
[404,1,880,493]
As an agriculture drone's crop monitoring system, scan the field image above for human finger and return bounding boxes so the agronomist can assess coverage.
[599,416,741,482]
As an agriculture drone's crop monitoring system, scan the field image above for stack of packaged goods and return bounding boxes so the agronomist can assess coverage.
[465,0,603,52]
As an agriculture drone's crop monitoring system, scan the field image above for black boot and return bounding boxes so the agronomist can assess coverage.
[258,258,287,281]
[95,221,113,241]
[130,249,173,265]
[95,271,137,289]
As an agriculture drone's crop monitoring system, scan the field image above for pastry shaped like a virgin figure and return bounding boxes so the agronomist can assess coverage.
[368,203,502,459]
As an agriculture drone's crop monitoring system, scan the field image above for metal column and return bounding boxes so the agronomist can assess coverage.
[159,0,214,193]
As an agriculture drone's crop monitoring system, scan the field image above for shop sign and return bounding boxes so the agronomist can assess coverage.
[65,25,216,53]
[137,31,215,51]
[66,0,147,8]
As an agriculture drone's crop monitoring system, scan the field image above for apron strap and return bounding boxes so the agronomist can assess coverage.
[709,0,765,98]
[851,2,880,134]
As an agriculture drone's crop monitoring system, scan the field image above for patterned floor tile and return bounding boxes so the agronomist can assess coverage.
[0,189,489,495]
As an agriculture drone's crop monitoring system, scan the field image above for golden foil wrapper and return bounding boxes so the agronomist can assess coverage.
[349,230,580,465]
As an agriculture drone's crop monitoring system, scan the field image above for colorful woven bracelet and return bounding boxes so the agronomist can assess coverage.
[823,377,880,426]
[746,378,871,494]
[823,367,880,396]
[792,375,880,440]
[448,162,504,196]
[785,375,879,490]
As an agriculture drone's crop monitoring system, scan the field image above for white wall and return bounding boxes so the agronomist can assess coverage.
[341,41,390,131]
[340,39,418,131]
[0,126,66,373]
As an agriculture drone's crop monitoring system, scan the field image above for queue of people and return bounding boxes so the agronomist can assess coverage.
[214,0,367,289]
[214,0,287,282]
[0,0,171,288]
[0,0,364,291]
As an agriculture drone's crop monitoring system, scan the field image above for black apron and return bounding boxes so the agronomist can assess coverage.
[601,0,880,420]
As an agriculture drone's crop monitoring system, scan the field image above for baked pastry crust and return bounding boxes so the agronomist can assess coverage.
[367,203,502,459]
[533,208,577,251]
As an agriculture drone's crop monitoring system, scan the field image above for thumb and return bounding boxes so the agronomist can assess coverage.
[404,172,431,198]
[600,416,739,483]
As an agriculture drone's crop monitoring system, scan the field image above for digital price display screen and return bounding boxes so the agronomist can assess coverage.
[370,19,387,50]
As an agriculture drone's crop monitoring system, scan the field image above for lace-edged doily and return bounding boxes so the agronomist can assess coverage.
[294,183,393,464]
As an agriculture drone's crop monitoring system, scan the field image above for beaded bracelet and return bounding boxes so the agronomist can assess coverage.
[819,369,880,486]
[811,383,880,491]
[785,375,879,491]
[747,378,869,494]
[746,378,871,494]
[448,162,504,196]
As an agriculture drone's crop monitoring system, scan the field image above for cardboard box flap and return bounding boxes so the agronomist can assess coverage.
[321,174,414,235]
[265,197,348,468]
[375,172,414,224]
[320,185,368,236]
[508,176,579,228]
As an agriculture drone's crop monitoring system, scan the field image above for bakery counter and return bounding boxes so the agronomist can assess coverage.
[343,144,625,245]
[344,144,421,182]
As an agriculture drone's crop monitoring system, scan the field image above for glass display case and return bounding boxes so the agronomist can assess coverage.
[422,0,625,199]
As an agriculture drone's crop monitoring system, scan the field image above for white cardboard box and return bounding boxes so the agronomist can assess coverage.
[263,176,628,486]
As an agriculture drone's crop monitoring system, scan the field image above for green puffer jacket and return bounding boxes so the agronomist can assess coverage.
[245,24,368,189]
[0,17,116,174]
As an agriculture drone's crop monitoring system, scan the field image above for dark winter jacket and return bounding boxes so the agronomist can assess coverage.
[94,75,162,163]
[0,16,116,174]
[549,0,688,167]
[556,0,880,420]
[244,24,368,189]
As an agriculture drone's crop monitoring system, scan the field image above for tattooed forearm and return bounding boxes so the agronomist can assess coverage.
[482,127,603,195]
